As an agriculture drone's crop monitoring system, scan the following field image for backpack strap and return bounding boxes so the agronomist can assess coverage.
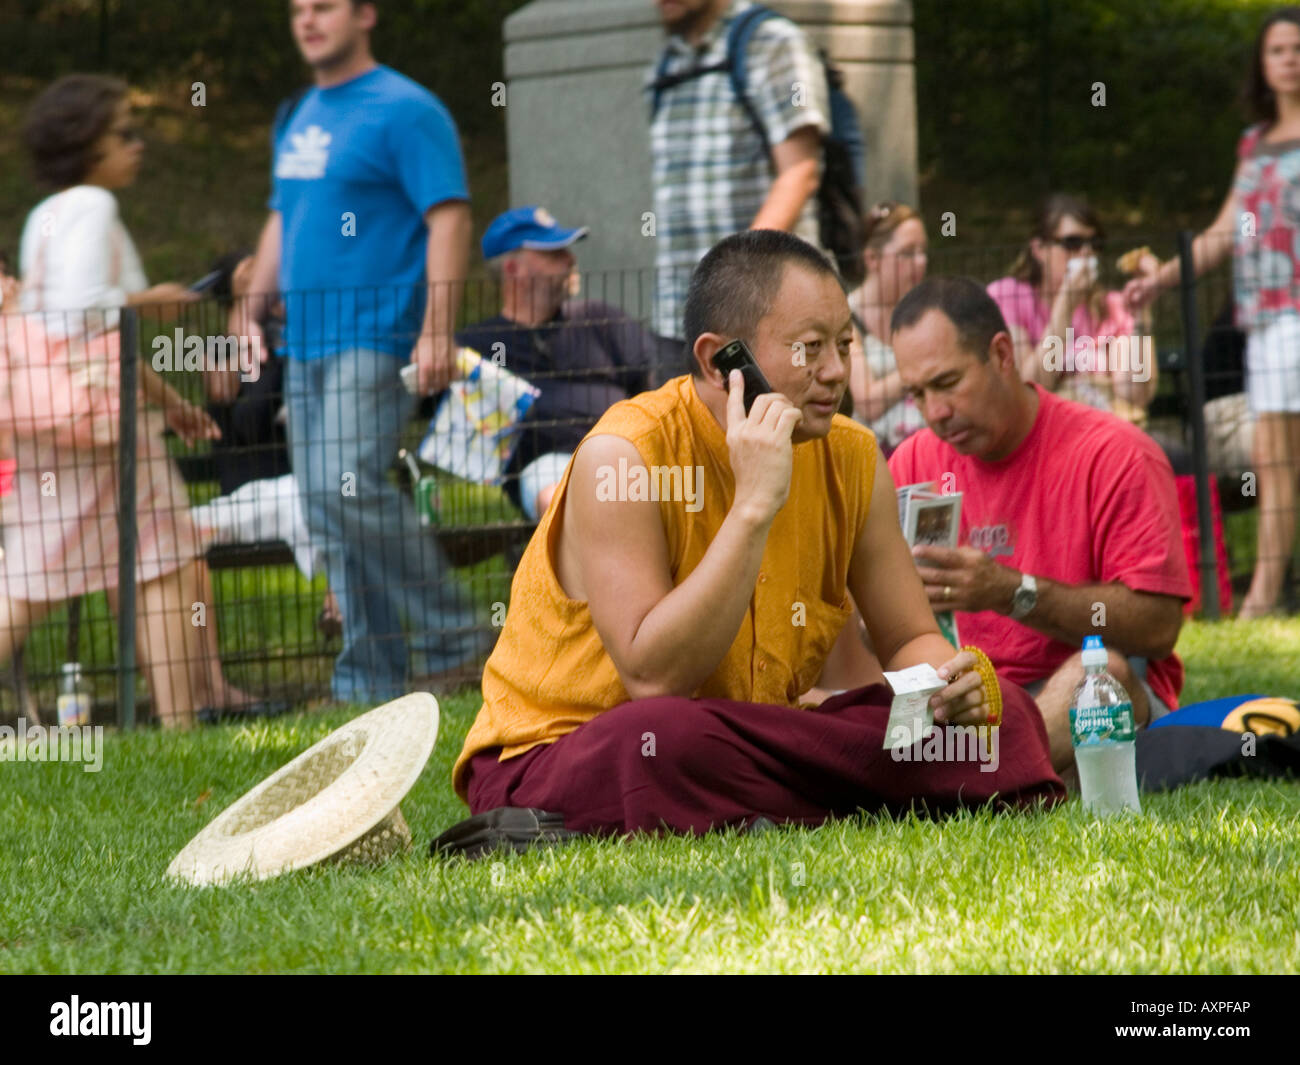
[649,54,731,116]
[648,0,777,152]
[649,46,676,118]
[725,3,779,163]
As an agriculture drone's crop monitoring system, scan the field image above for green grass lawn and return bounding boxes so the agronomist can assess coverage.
[2,616,1298,974]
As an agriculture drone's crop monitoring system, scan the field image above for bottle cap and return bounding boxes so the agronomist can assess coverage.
[1081,635,1107,668]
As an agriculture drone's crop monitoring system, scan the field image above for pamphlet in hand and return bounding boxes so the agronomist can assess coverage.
[897,482,963,648]
[895,480,934,530]
[882,663,946,750]
[417,346,541,486]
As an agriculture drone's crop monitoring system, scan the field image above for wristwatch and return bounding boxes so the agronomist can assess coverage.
[1009,573,1038,620]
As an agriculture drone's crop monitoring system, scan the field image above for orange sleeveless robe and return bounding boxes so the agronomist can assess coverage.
[452,375,877,798]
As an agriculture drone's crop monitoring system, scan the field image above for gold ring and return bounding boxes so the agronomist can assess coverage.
[944,585,952,601]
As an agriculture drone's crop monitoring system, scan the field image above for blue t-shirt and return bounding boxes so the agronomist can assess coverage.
[270,65,469,360]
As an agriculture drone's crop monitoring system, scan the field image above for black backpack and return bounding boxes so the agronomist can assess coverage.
[650,3,869,287]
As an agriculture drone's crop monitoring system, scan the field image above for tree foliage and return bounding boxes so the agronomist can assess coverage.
[913,0,1273,223]
[0,0,531,139]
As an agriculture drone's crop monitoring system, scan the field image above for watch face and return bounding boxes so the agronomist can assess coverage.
[1013,585,1035,615]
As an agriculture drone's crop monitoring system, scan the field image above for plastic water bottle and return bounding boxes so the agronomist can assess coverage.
[1069,636,1141,815]
[400,448,440,527]
[57,662,92,728]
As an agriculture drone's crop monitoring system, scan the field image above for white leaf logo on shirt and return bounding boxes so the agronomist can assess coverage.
[275,124,332,180]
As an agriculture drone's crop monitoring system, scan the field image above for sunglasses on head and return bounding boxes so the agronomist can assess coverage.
[1053,234,1104,252]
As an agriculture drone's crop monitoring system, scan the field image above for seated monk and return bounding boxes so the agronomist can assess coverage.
[452,230,1065,836]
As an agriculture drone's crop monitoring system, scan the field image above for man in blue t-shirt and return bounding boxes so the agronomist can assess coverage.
[240,0,488,702]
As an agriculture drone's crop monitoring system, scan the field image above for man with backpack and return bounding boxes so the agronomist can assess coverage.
[647,0,864,351]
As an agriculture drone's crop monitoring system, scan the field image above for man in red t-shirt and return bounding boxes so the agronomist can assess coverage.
[885,277,1191,773]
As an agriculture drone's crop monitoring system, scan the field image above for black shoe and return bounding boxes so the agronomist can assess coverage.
[197,700,294,725]
[430,807,582,860]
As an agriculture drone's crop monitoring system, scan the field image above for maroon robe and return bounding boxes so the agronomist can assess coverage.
[465,677,1065,835]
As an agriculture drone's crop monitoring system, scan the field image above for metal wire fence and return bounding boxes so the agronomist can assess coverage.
[0,241,1282,727]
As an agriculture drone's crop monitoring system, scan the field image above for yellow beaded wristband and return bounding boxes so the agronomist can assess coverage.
[961,645,1002,727]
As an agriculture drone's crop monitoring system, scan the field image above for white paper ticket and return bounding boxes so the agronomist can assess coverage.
[882,663,946,750]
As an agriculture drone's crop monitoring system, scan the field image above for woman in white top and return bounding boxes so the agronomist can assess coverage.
[1,74,256,727]
[846,202,929,455]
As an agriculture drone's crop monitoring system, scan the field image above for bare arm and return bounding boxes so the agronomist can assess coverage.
[562,436,775,699]
[124,283,197,320]
[139,365,220,448]
[1154,181,1238,289]
[849,456,954,672]
[240,212,282,334]
[1014,577,1183,661]
[911,544,1184,661]
[1126,170,1241,309]
[413,199,471,394]
[558,375,801,699]
[749,126,822,232]
[214,213,281,406]
[848,457,993,725]
[421,199,470,343]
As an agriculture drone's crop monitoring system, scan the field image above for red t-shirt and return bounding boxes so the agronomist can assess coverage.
[887,384,1191,710]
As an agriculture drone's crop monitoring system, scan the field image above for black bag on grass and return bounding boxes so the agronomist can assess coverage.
[1136,727,1300,791]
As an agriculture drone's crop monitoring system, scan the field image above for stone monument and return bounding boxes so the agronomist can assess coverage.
[502,0,918,319]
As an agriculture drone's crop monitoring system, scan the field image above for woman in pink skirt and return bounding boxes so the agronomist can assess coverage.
[0,74,260,727]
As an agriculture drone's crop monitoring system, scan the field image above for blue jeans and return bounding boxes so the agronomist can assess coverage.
[285,350,487,703]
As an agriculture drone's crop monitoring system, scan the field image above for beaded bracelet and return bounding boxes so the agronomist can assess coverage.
[961,645,1002,727]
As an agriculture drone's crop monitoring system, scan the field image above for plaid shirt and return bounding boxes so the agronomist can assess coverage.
[647,0,830,339]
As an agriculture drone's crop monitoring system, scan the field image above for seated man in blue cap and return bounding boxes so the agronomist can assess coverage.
[457,206,662,521]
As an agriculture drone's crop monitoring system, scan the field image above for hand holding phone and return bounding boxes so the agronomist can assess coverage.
[713,338,801,524]
[712,338,774,414]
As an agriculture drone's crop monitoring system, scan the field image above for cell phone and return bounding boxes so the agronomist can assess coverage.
[712,338,774,415]
[189,269,224,295]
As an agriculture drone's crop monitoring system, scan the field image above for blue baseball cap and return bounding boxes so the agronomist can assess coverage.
[481,205,589,261]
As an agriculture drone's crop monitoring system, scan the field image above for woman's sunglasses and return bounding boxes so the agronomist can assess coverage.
[1052,234,1105,253]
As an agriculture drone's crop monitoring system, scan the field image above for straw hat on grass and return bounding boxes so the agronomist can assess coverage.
[168,693,439,886]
